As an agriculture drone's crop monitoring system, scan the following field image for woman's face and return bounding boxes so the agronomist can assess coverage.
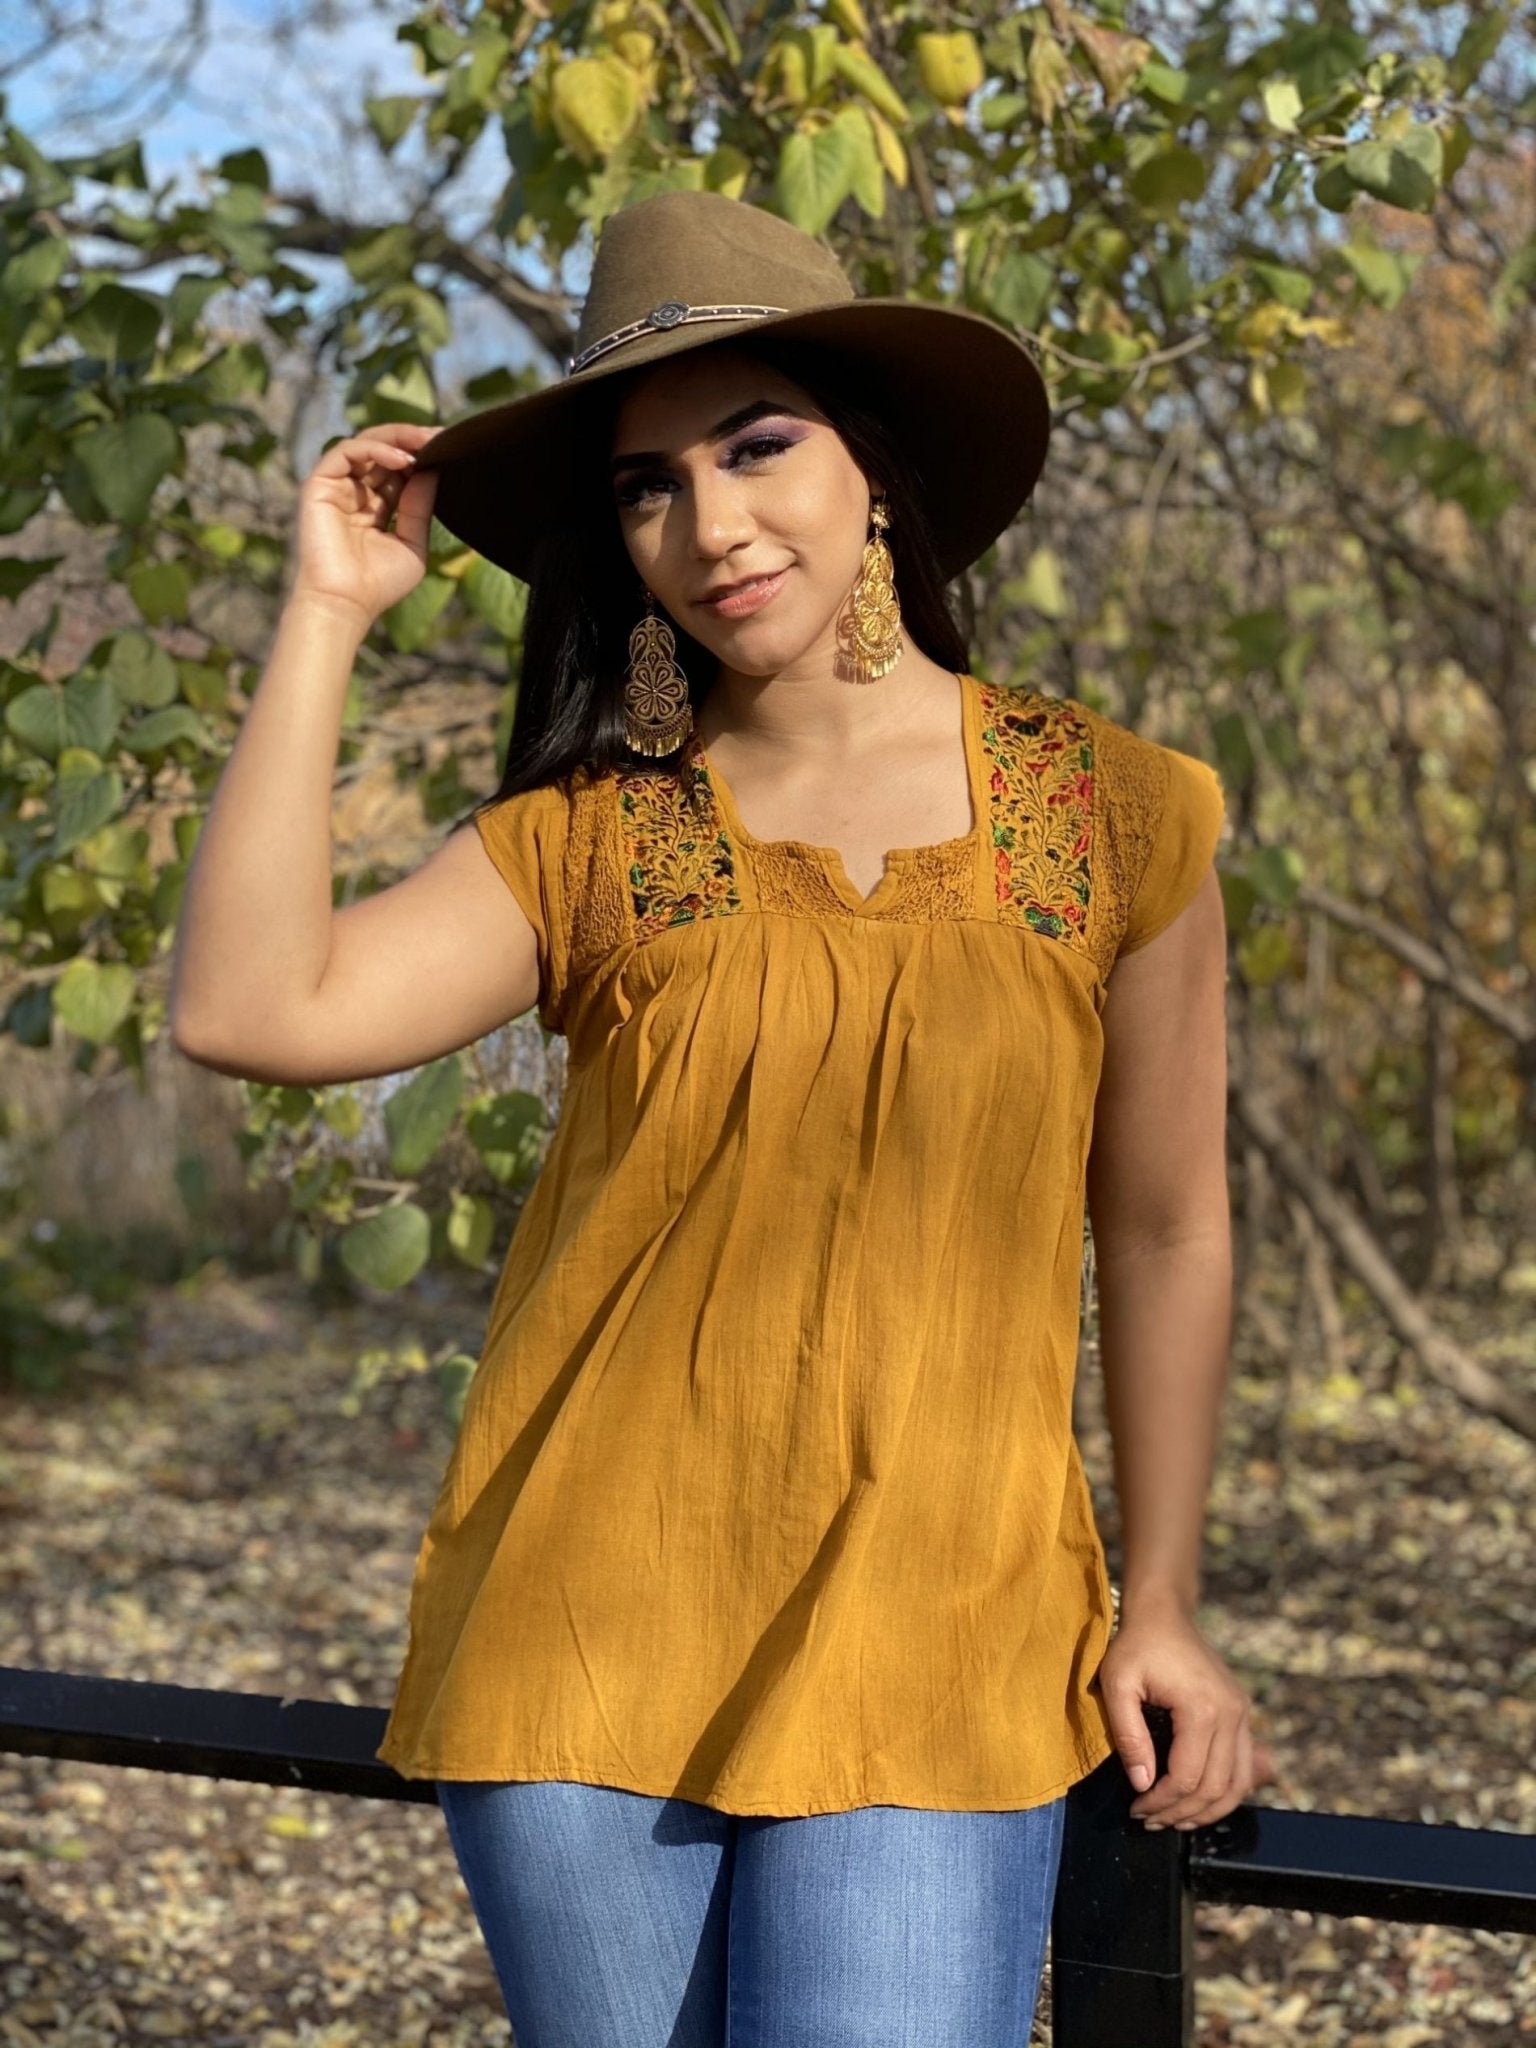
[608,346,882,681]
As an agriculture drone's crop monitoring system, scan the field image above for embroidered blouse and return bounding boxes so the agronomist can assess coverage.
[375,672,1226,1816]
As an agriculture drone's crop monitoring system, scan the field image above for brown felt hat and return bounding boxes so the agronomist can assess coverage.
[414,188,1052,586]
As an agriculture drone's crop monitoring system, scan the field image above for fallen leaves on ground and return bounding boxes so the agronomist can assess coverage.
[1,1256,1533,2044]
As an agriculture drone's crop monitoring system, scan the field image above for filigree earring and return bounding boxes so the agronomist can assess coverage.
[624,587,693,756]
[837,496,903,684]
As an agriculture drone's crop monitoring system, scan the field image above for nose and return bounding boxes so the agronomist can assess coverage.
[680,463,757,560]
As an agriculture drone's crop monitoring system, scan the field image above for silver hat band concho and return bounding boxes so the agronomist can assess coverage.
[567,301,790,377]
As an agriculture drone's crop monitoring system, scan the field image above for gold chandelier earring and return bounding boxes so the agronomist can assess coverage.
[624,587,694,756]
[836,496,903,684]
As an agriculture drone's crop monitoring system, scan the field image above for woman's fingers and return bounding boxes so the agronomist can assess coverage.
[312,422,442,482]
[391,465,439,555]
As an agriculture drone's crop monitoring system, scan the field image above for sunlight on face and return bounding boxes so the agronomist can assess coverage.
[607,346,880,680]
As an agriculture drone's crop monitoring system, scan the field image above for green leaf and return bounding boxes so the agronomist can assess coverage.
[832,104,884,219]
[128,558,192,626]
[121,705,208,756]
[0,486,49,536]
[338,1203,432,1291]
[62,675,123,755]
[548,54,642,164]
[1340,242,1412,309]
[987,249,1053,331]
[1311,153,1356,214]
[1342,126,1442,214]
[104,629,179,708]
[1261,79,1302,131]
[916,29,985,106]
[5,683,69,759]
[446,1190,495,1270]
[75,820,149,880]
[75,415,181,525]
[177,667,228,716]
[701,144,752,199]
[65,281,163,364]
[0,556,63,603]
[1153,249,1193,318]
[1237,923,1292,987]
[384,1056,464,1177]
[436,1352,479,1430]
[1011,547,1070,619]
[466,1089,546,1185]
[774,124,857,237]
[7,677,121,762]
[381,572,454,654]
[1247,845,1304,907]
[218,147,270,190]
[1127,144,1207,215]
[979,89,1029,133]
[787,24,841,96]
[0,235,69,302]
[53,958,135,1045]
[344,223,416,288]
[1138,61,1188,104]
[462,557,528,639]
[831,43,910,126]
[1249,261,1313,310]
[365,96,422,152]
[53,762,124,855]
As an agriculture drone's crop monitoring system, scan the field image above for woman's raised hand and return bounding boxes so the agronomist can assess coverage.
[291,420,444,628]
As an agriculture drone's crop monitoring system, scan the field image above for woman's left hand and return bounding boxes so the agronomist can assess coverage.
[1098,1598,1277,1830]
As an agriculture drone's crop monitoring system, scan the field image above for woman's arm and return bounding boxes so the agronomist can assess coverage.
[1087,863,1232,1622]
[1085,866,1268,1828]
[168,425,545,1086]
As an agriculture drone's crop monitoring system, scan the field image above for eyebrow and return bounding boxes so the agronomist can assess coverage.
[609,399,812,478]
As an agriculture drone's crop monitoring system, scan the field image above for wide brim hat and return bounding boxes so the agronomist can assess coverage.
[414,188,1051,587]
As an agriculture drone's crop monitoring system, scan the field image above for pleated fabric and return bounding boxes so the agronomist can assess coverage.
[375,674,1225,1816]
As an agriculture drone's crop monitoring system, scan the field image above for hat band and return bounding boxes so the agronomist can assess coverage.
[567,302,790,377]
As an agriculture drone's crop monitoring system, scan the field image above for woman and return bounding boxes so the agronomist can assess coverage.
[170,189,1273,2045]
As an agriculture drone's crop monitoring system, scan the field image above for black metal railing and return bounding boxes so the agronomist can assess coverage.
[3,1668,1532,2044]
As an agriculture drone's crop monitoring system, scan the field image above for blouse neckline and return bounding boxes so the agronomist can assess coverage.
[685,669,984,918]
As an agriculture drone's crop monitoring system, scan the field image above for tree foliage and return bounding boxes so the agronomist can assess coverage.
[1,2,1531,1413]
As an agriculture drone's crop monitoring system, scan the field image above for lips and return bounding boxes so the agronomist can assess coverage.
[698,570,784,604]
[695,567,791,617]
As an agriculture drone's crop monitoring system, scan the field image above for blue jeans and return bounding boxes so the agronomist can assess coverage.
[436,1777,1066,2046]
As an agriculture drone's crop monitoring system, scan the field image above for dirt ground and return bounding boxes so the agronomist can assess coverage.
[1,1257,1531,2045]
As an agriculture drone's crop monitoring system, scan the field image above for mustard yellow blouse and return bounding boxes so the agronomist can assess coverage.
[376,673,1225,1816]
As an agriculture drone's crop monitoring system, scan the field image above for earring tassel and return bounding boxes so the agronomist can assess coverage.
[842,499,903,683]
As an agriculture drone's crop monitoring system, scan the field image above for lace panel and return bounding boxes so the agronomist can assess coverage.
[976,683,1095,956]
[1085,715,1163,974]
[563,766,632,982]
[865,840,977,923]
[613,751,743,943]
[747,848,857,918]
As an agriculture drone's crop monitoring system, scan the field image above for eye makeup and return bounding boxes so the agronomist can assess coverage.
[613,416,808,509]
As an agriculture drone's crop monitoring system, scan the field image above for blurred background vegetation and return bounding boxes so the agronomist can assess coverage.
[1,0,1532,1444]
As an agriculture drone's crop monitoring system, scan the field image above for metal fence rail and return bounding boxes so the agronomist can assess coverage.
[3,1666,1532,2045]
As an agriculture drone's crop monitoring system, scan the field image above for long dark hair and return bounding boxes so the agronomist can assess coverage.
[452,335,972,830]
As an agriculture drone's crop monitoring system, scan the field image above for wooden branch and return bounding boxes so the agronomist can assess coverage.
[1297,882,1533,1045]
[1230,1071,1536,1442]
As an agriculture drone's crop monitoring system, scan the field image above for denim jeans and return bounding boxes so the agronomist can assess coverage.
[436,1776,1066,2047]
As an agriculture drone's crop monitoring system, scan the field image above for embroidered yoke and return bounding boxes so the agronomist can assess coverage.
[375,673,1226,1816]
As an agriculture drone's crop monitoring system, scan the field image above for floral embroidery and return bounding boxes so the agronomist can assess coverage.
[615,744,742,941]
[976,683,1094,947]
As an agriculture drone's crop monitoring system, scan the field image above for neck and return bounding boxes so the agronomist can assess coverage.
[699,651,962,763]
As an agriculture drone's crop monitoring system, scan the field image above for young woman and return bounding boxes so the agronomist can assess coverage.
[171,189,1273,2046]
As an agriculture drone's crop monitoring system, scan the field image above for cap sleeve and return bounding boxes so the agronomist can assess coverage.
[472,781,571,1034]
[1116,743,1225,958]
